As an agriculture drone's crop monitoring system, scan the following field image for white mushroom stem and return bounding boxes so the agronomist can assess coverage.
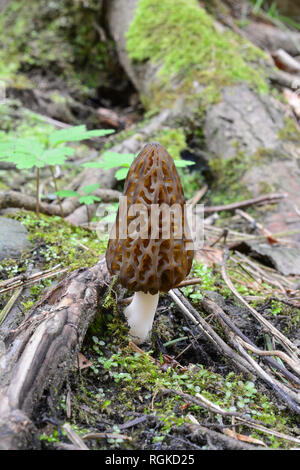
[124,291,159,344]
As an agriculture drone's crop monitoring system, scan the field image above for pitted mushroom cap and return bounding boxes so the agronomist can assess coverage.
[106,142,194,294]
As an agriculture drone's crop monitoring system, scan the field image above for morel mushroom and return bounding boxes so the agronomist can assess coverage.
[106,142,194,344]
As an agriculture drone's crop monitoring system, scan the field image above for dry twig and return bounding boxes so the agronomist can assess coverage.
[221,250,300,359]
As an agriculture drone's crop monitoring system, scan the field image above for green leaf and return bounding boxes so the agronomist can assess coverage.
[83,152,135,170]
[0,137,76,168]
[84,129,115,138]
[79,195,101,205]
[82,183,101,194]
[55,190,79,198]
[0,138,45,168]
[49,125,115,146]
[40,147,75,166]
[115,167,129,180]
[174,159,195,168]
[48,125,86,146]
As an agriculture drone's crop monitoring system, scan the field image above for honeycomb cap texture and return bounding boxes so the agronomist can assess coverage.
[106,142,194,294]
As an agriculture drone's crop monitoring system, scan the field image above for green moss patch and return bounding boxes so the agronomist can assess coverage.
[15,212,106,271]
[0,0,108,91]
[126,0,269,109]
[56,326,297,449]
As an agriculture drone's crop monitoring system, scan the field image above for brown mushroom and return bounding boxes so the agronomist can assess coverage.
[106,142,194,343]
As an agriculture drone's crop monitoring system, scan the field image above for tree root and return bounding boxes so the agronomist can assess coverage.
[0,256,111,450]
[0,189,121,218]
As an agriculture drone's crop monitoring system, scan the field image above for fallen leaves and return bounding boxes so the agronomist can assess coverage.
[223,428,267,447]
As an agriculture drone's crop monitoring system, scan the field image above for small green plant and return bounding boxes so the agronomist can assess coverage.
[0,125,114,217]
[39,427,64,443]
[82,150,194,181]
[55,183,101,225]
[270,300,282,316]
[250,0,300,31]
[182,261,217,302]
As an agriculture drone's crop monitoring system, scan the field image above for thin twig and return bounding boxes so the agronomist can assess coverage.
[0,267,68,295]
[221,250,300,358]
[0,287,23,326]
[62,423,89,450]
[187,185,208,207]
[201,297,300,388]
[82,432,132,441]
[233,340,300,414]
[237,337,300,376]
[169,289,256,376]
[204,193,286,214]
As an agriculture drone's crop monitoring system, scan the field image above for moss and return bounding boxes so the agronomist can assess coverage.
[0,0,109,92]
[149,127,186,159]
[0,210,108,320]
[208,151,252,206]
[68,335,296,449]
[278,117,300,144]
[206,142,285,207]
[126,0,269,109]
[14,212,107,271]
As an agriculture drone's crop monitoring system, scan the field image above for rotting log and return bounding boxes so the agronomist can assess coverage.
[0,256,111,450]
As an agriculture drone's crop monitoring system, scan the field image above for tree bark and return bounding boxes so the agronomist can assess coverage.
[0,257,111,450]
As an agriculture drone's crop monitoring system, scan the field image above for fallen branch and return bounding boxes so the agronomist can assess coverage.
[201,297,300,388]
[0,256,111,450]
[62,423,89,450]
[169,289,256,377]
[270,69,300,91]
[171,287,300,414]
[204,193,286,215]
[0,287,23,326]
[0,189,121,217]
[162,388,300,447]
[271,49,300,74]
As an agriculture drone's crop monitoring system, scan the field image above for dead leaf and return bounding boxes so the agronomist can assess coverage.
[266,235,279,245]
[180,403,191,411]
[160,354,181,372]
[76,352,93,370]
[223,428,267,447]
[196,247,223,266]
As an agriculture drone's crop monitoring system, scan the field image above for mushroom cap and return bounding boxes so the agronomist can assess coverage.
[106,142,194,294]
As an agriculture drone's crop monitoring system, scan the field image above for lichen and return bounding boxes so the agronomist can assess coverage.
[126,0,269,109]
